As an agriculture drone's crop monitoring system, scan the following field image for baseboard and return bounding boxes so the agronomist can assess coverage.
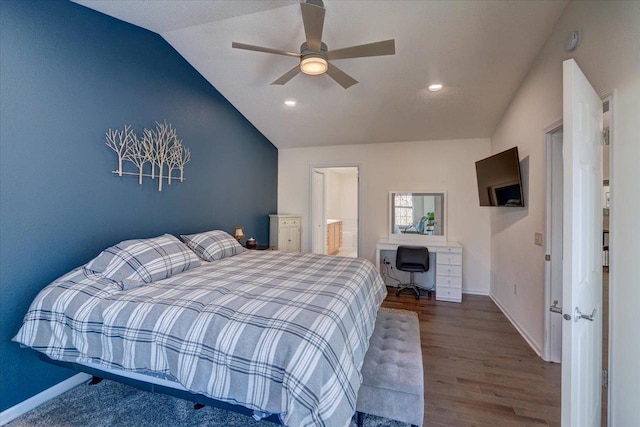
[489,294,542,357]
[463,288,490,296]
[0,373,91,426]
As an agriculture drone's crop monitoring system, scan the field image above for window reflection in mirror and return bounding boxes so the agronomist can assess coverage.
[390,192,446,240]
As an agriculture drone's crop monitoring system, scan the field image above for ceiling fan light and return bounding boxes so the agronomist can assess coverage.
[300,57,328,75]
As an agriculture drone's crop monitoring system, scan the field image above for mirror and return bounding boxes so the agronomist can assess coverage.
[390,192,446,241]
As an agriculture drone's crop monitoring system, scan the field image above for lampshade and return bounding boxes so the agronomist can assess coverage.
[300,56,328,75]
[234,226,245,240]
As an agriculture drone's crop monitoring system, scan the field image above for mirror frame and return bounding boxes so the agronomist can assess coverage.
[388,191,447,242]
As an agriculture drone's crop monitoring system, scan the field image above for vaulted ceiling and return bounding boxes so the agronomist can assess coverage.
[73,0,568,149]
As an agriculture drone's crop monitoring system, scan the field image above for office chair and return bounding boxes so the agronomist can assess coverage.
[395,245,429,300]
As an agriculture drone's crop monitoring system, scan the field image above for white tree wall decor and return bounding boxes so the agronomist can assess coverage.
[123,132,145,184]
[105,125,135,177]
[106,121,191,191]
[177,144,191,183]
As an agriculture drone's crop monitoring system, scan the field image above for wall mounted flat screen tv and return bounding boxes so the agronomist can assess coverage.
[475,147,524,207]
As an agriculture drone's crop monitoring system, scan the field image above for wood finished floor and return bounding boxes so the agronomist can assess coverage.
[380,291,562,427]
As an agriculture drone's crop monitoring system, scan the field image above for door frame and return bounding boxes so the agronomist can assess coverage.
[601,91,615,426]
[311,170,326,254]
[309,163,361,257]
[543,120,563,363]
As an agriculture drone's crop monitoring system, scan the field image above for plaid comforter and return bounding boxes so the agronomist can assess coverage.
[14,251,387,427]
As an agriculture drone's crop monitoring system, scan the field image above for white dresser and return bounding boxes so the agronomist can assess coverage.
[269,214,301,252]
[375,239,463,303]
[434,246,463,302]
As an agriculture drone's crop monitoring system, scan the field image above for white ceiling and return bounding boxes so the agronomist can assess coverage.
[73,0,568,149]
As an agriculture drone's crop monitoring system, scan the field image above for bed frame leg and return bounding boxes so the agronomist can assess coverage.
[356,411,364,427]
[193,403,205,410]
[88,376,103,385]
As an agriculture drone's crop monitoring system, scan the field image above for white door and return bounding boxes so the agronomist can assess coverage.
[561,59,603,427]
[290,225,301,252]
[311,170,326,254]
[278,227,290,252]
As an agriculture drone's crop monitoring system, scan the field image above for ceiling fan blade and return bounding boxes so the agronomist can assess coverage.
[300,1,325,52]
[326,63,358,89]
[327,39,395,60]
[272,65,302,85]
[232,42,300,58]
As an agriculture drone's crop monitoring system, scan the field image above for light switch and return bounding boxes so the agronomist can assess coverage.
[534,232,543,246]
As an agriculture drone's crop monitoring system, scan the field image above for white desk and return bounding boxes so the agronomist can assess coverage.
[376,239,463,303]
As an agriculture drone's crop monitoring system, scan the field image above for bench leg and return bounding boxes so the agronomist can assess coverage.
[356,411,364,427]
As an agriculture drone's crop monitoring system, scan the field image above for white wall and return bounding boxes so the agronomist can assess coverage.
[489,1,639,424]
[278,138,492,294]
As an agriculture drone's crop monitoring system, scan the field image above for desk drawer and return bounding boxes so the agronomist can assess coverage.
[437,265,462,277]
[436,253,462,266]
[436,247,462,254]
[436,275,462,289]
[436,285,462,302]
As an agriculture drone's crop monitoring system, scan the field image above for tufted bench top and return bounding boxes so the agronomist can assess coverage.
[356,307,424,427]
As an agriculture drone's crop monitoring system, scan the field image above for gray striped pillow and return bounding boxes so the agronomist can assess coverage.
[85,234,201,285]
[180,230,246,262]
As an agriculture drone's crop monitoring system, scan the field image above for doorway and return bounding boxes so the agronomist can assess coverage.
[310,166,359,257]
[544,95,612,425]
[544,124,564,364]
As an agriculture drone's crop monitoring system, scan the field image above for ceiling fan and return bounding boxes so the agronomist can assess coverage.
[232,0,395,89]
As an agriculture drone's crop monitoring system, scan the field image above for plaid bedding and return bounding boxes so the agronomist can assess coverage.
[14,250,387,427]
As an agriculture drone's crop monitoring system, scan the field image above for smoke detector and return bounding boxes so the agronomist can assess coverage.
[566,31,581,52]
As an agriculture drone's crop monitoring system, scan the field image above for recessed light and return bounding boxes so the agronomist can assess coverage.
[428,83,443,92]
[284,100,296,107]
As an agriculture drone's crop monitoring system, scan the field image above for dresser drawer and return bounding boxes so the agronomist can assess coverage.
[436,285,462,302]
[436,253,462,266]
[436,275,462,289]
[279,218,300,227]
[436,265,462,277]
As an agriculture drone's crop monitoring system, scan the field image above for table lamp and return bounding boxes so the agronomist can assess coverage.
[234,226,245,242]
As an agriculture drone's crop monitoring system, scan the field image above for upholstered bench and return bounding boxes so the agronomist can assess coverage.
[356,308,424,427]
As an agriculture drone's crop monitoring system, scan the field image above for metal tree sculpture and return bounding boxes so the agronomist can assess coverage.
[123,134,145,184]
[106,121,191,191]
[167,141,191,184]
[177,145,191,183]
[105,125,135,176]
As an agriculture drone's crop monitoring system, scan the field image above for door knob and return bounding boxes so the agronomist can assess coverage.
[574,307,597,322]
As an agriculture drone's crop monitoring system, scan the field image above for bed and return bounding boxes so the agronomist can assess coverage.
[14,232,387,427]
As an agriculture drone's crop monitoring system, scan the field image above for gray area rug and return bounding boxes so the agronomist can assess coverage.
[7,379,408,426]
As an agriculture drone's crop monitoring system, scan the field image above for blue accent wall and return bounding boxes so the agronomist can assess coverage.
[0,0,277,411]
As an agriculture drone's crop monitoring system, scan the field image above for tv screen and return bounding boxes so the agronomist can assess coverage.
[475,147,524,207]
